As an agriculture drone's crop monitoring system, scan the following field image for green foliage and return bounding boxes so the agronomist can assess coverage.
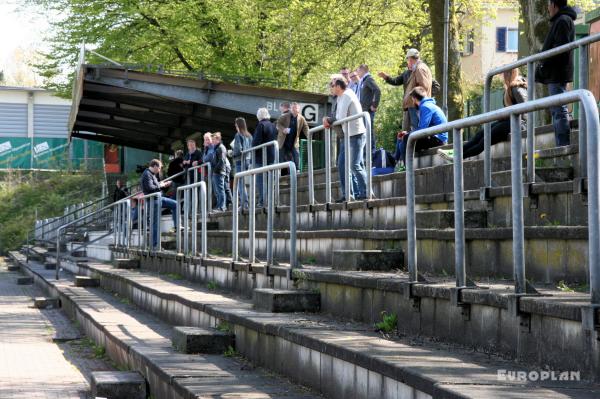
[374,311,398,333]
[223,345,238,357]
[216,321,232,333]
[207,281,218,290]
[556,280,589,293]
[0,172,103,254]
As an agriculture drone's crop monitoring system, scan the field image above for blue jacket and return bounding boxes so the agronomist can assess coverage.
[416,98,448,143]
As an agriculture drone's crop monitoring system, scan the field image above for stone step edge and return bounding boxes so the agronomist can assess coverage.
[44,254,599,398]
[15,258,317,399]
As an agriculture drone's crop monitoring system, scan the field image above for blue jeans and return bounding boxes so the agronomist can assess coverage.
[235,160,249,208]
[152,196,177,248]
[408,107,419,132]
[212,174,226,211]
[548,83,571,146]
[338,134,367,199]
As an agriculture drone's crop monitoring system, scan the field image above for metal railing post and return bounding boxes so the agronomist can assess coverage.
[200,183,207,258]
[289,162,298,268]
[232,177,240,261]
[262,148,267,205]
[267,170,275,265]
[510,113,526,294]
[526,61,536,183]
[307,132,315,205]
[453,127,466,287]
[406,138,418,282]
[344,129,352,200]
[325,128,332,203]
[176,189,182,253]
[364,112,373,199]
[249,172,256,263]
[191,183,198,256]
[483,76,492,188]
[579,44,589,178]
[184,188,190,253]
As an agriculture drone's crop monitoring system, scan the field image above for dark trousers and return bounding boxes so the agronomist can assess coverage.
[395,134,444,165]
[463,119,511,159]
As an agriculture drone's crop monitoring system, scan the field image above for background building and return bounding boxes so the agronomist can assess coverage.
[0,86,156,172]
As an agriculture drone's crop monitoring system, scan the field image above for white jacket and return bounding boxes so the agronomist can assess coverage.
[335,89,366,137]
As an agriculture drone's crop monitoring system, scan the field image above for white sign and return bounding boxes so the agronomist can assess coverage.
[34,142,50,155]
[265,101,320,124]
[0,141,12,155]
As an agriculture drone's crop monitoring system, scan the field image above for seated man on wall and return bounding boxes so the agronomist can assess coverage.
[394,86,448,169]
[140,159,177,249]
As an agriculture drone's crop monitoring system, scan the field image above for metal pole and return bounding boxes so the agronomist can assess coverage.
[510,113,526,294]
[453,127,466,287]
[442,0,450,116]
[200,182,207,258]
[365,113,373,198]
[344,131,351,201]
[157,196,162,251]
[406,139,417,282]
[325,128,332,203]
[184,188,190,254]
[483,76,492,188]
[289,162,298,268]
[232,177,239,261]
[55,232,60,280]
[308,132,315,205]
[267,170,275,265]
[579,44,589,178]
[262,148,267,206]
[249,172,256,263]
[582,91,600,304]
[192,186,198,256]
[176,189,182,253]
[126,200,131,249]
[526,62,536,183]
[274,143,280,206]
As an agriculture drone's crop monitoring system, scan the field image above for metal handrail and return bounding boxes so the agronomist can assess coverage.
[54,198,130,280]
[405,89,600,306]
[483,32,600,189]
[232,161,297,268]
[176,181,208,257]
[137,192,163,251]
[185,163,212,212]
[241,140,280,206]
[306,111,373,204]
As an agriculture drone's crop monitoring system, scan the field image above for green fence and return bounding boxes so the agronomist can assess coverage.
[299,139,325,172]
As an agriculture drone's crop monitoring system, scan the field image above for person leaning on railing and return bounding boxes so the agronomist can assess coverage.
[140,159,177,248]
[437,68,528,162]
[394,86,448,170]
[323,76,369,202]
[232,117,252,210]
[253,107,278,208]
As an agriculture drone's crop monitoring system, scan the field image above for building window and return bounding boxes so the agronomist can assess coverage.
[461,30,475,56]
[496,27,519,53]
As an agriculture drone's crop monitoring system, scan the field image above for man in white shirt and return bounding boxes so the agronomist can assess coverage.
[323,76,368,201]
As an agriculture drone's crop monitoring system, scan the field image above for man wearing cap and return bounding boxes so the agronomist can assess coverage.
[378,49,436,132]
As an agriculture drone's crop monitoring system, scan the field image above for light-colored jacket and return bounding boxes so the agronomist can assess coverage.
[276,111,309,149]
[331,89,366,137]
[403,60,433,109]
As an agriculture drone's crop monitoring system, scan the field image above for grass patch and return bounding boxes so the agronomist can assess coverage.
[557,280,589,293]
[216,321,232,333]
[164,273,183,280]
[207,281,218,290]
[374,311,398,333]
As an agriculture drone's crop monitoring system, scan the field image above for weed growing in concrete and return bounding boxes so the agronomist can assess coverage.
[557,280,589,293]
[165,273,183,280]
[223,345,237,357]
[216,321,231,333]
[207,281,218,290]
[374,311,398,333]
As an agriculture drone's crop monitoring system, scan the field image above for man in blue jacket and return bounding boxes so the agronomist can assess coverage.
[395,86,448,168]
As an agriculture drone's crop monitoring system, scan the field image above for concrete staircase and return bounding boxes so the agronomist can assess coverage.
[14,122,600,398]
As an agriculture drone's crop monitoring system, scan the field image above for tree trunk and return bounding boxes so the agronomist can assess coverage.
[428,0,463,121]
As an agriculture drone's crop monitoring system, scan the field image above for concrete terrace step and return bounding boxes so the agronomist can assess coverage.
[16,254,600,398]
[203,226,590,283]
[17,258,322,399]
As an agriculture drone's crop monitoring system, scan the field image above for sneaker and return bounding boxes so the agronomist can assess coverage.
[437,149,454,163]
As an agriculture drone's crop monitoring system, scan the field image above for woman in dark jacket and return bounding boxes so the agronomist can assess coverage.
[253,108,277,207]
[438,68,528,161]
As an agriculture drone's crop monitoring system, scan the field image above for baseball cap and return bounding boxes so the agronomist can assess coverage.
[406,49,420,59]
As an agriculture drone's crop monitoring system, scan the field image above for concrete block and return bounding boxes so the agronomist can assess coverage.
[332,249,404,271]
[34,297,59,309]
[113,258,140,269]
[253,288,320,312]
[74,276,99,287]
[91,371,146,399]
[172,326,235,354]
[16,276,33,285]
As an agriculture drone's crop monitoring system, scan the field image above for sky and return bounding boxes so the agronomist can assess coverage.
[0,1,49,86]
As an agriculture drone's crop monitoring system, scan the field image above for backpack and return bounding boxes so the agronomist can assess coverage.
[372,148,396,176]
